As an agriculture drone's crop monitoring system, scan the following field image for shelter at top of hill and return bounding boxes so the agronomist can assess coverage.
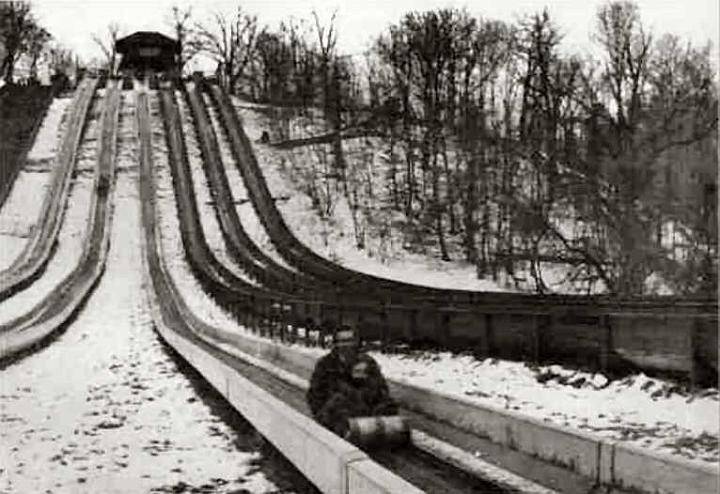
[115,32,179,75]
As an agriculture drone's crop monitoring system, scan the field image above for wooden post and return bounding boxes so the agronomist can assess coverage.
[408,309,418,342]
[289,303,298,344]
[380,305,389,350]
[689,316,699,390]
[533,314,549,363]
[278,301,287,342]
[257,304,265,337]
[248,310,256,334]
[305,302,313,346]
[264,302,271,338]
[356,311,365,343]
[267,308,273,337]
[241,305,249,332]
[440,311,451,348]
[318,303,325,349]
[532,315,541,362]
[302,320,309,347]
[484,313,494,357]
[600,314,613,373]
[336,288,344,329]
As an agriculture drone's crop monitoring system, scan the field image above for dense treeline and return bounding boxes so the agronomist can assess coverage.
[182,1,716,296]
[356,3,718,296]
[146,3,720,296]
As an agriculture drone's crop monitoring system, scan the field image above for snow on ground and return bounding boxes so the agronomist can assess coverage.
[217,98,718,464]
[145,181,720,471]
[205,94,298,274]
[371,351,718,465]
[233,99,515,292]
[172,92,255,283]
[0,95,309,494]
[150,97,720,469]
[0,96,73,272]
[151,129,720,467]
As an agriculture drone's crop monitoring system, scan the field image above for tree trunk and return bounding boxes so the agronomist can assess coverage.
[388,132,400,211]
[463,151,479,264]
[442,138,457,234]
[432,129,449,262]
[2,50,18,84]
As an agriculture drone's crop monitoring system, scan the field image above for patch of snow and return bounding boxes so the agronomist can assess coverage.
[644,272,674,295]
[150,160,720,468]
[156,94,719,468]
[233,101,515,292]
[371,350,718,465]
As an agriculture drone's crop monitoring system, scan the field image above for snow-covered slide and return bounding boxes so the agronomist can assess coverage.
[0,78,98,302]
[163,87,379,346]
[1,84,310,494]
[0,80,119,361]
[205,83,373,290]
[182,81,312,294]
[156,87,314,339]
[139,85,526,494]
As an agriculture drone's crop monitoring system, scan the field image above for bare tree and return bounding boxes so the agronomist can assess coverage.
[302,1,716,294]
[92,23,122,76]
[167,4,197,74]
[595,1,654,294]
[0,1,35,83]
[26,24,50,81]
[195,7,258,94]
[254,27,292,102]
[311,10,337,113]
[48,43,75,76]
[458,18,512,267]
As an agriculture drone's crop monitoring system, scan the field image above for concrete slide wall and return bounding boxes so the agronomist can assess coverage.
[196,324,719,494]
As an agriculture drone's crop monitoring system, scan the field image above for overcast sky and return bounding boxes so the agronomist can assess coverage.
[34,0,719,67]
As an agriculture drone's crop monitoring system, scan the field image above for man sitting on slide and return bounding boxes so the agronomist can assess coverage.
[307,327,397,439]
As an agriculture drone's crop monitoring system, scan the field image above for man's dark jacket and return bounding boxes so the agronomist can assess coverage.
[307,350,396,423]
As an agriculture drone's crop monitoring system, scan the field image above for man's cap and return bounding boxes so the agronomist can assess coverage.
[333,328,357,346]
